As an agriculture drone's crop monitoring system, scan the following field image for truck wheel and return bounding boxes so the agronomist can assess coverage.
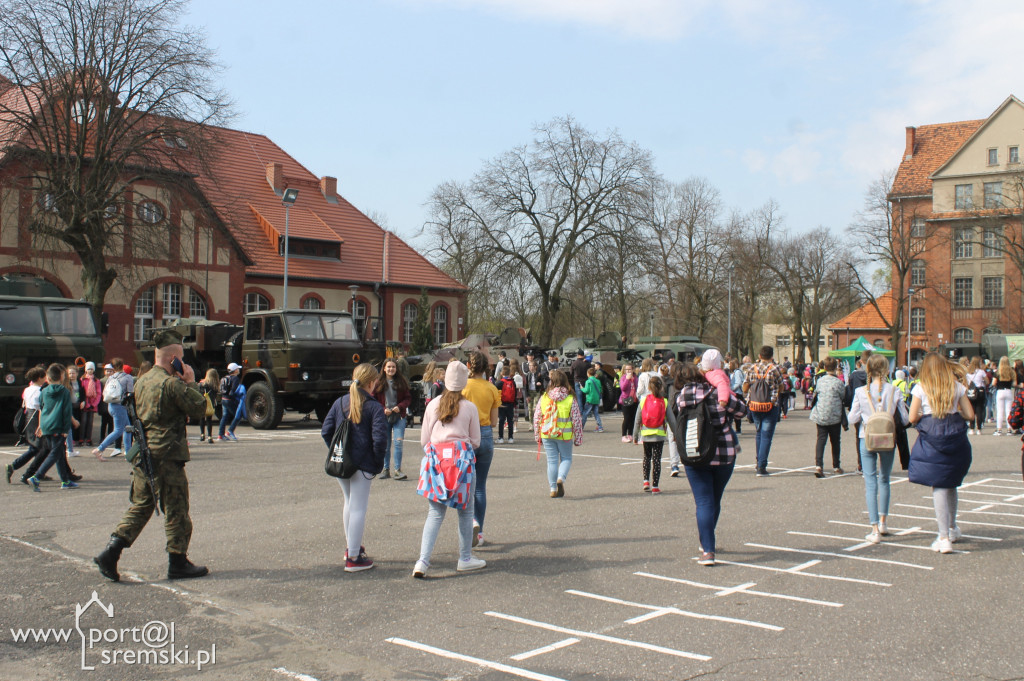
[315,402,330,423]
[600,374,617,411]
[246,382,284,430]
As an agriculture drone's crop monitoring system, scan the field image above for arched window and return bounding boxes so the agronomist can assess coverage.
[136,200,165,224]
[189,289,207,319]
[301,297,322,310]
[402,303,417,344]
[872,339,886,348]
[910,308,925,334]
[245,292,270,313]
[433,305,448,345]
[953,328,974,343]
[134,287,155,341]
[163,282,182,320]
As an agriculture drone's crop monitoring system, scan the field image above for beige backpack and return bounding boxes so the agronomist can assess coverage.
[863,387,896,450]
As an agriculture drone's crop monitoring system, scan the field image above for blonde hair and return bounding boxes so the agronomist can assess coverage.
[918,353,965,419]
[866,354,889,385]
[640,358,655,373]
[348,363,379,425]
[999,356,1015,382]
[436,389,465,424]
[967,356,982,373]
[204,368,220,386]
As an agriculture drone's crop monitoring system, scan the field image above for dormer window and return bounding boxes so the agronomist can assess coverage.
[71,99,96,124]
[163,135,188,149]
[136,200,165,224]
[279,237,340,260]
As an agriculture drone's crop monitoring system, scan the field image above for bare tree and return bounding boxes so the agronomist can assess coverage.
[849,169,927,351]
[423,117,655,347]
[0,0,232,317]
[798,227,857,362]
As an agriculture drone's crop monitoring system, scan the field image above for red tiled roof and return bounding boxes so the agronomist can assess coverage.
[828,291,896,331]
[197,127,466,290]
[890,120,984,196]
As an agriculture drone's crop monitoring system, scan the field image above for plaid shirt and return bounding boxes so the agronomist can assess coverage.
[744,360,785,406]
[676,383,748,466]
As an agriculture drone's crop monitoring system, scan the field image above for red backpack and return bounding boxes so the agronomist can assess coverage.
[641,394,666,429]
[500,377,516,403]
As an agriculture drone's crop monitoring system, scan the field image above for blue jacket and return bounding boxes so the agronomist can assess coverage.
[321,389,388,475]
[908,414,972,488]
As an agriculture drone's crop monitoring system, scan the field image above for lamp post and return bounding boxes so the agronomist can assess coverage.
[907,287,915,368]
[649,310,655,338]
[281,188,299,310]
[846,323,851,346]
[348,284,360,337]
[727,266,735,357]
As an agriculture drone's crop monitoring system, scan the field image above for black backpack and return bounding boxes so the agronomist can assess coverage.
[324,405,359,479]
[669,389,718,467]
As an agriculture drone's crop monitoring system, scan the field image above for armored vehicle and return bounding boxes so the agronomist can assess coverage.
[554,332,629,409]
[143,309,386,429]
[0,293,104,427]
[629,335,715,364]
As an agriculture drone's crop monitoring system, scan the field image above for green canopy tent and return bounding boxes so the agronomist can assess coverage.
[830,336,896,374]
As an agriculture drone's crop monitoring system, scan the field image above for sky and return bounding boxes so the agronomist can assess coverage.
[184,0,1024,248]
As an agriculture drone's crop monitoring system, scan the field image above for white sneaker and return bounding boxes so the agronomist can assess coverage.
[878,520,888,535]
[456,556,486,571]
[949,526,962,543]
[412,560,428,578]
[931,537,953,554]
[68,450,80,457]
[994,430,1002,436]
[496,438,504,444]
[865,530,881,544]
[508,438,515,445]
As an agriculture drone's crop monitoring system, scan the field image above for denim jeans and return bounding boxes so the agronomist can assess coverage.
[860,439,895,525]
[543,438,574,490]
[474,427,494,531]
[684,462,734,554]
[97,403,131,453]
[418,475,476,566]
[229,398,246,433]
[33,434,73,482]
[750,406,779,469]
[383,417,406,470]
[219,399,237,437]
[581,402,603,430]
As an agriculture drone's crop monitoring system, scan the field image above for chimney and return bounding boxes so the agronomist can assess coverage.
[320,175,338,202]
[905,126,916,160]
[266,163,284,194]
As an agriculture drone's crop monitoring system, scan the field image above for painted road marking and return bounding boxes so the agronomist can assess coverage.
[896,503,1024,519]
[634,571,843,608]
[509,638,581,661]
[887,512,1024,531]
[708,557,892,587]
[273,669,323,681]
[788,531,969,554]
[830,520,1001,542]
[387,638,569,681]
[745,543,933,570]
[484,612,712,661]
[564,589,783,631]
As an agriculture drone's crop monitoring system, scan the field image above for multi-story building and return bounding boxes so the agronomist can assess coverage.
[888,95,1024,361]
[0,78,466,360]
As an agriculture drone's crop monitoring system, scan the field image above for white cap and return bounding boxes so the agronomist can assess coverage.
[227,362,242,372]
[103,363,114,370]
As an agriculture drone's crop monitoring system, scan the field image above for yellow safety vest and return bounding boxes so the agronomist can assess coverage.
[540,393,574,440]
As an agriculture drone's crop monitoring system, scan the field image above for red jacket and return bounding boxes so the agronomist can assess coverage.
[372,381,412,418]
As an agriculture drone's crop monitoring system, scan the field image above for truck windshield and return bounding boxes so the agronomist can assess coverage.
[0,304,45,335]
[286,314,326,340]
[44,305,97,335]
[320,314,357,340]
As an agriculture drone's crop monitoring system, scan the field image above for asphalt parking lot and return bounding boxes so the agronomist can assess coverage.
[3,409,1023,680]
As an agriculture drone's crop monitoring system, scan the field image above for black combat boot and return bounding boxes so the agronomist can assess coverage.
[94,535,129,582]
[167,553,209,579]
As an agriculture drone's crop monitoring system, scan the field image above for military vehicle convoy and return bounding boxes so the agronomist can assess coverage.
[142,309,386,429]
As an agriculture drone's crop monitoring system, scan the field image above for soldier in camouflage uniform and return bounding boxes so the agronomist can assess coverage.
[93,329,210,581]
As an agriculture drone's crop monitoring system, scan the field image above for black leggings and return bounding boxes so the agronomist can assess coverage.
[622,402,639,437]
[815,423,842,469]
[643,441,664,487]
[970,396,986,430]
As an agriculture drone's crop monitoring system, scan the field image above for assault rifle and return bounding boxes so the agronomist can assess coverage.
[122,393,161,516]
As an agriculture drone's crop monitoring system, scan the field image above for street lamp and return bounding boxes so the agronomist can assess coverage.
[281,188,299,310]
[907,287,915,368]
[727,266,735,357]
[845,323,851,346]
[649,310,655,338]
[348,284,360,337]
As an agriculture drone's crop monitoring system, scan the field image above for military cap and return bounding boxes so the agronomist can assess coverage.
[152,328,184,349]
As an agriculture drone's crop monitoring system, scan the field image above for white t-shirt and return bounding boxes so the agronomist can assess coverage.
[22,383,41,410]
[967,370,987,388]
[911,382,966,416]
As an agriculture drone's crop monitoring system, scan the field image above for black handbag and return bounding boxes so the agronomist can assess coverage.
[966,385,979,401]
[325,414,359,479]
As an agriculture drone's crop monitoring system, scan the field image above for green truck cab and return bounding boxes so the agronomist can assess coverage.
[0,295,104,425]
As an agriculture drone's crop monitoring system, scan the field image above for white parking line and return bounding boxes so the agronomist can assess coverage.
[634,571,843,608]
[509,638,581,661]
[887,512,1024,531]
[387,638,569,681]
[273,668,323,681]
[745,543,933,570]
[564,589,783,631]
[828,520,1000,542]
[788,531,969,554]
[709,557,892,587]
[896,503,1024,519]
[484,612,712,661]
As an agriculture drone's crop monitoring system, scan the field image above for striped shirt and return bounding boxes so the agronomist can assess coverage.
[676,383,748,466]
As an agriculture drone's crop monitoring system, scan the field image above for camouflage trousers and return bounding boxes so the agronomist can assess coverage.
[114,458,193,555]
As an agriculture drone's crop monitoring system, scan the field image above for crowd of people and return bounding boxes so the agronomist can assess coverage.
[10,338,1022,581]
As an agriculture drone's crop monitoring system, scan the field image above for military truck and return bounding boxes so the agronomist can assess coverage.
[629,335,715,364]
[554,332,629,409]
[143,308,386,429]
[0,291,104,428]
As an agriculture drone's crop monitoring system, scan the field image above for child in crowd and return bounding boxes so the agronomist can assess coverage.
[6,368,50,484]
[700,349,733,407]
[497,365,517,444]
[580,367,604,432]
[633,375,667,493]
[26,363,79,491]
[198,369,220,442]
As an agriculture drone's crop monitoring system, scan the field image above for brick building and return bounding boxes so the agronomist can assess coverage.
[888,95,1024,361]
[0,79,466,360]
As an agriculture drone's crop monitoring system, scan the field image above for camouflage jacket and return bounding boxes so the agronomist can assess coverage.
[134,365,207,462]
